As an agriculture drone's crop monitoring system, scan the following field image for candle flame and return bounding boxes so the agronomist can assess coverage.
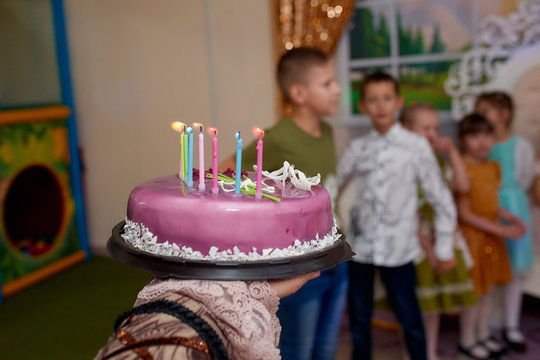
[206,127,218,136]
[252,127,265,139]
[192,122,203,133]
[171,121,185,132]
[186,126,193,134]
[235,131,241,139]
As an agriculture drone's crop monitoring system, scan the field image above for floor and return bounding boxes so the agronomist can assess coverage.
[335,295,540,359]
[1,255,539,359]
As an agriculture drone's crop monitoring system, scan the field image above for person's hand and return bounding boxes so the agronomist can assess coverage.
[432,136,457,155]
[499,224,526,240]
[513,218,528,234]
[268,272,320,298]
[435,258,456,274]
[426,251,439,271]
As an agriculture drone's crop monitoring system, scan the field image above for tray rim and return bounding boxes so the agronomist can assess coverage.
[108,220,353,280]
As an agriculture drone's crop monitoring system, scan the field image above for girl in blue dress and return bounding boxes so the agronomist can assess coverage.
[475,92,536,353]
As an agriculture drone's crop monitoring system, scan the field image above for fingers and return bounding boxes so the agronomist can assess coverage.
[268,271,320,298]
[432,137,449,152]
[435,258,457,274]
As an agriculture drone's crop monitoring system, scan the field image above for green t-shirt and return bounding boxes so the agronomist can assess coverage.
[241,117,336,182]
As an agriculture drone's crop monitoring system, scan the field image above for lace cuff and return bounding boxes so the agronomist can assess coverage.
[136,278,281,360]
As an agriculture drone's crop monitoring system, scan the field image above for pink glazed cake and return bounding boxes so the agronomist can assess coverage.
[121,172,340,261]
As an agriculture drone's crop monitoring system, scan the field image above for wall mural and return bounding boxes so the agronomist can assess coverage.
[345,0,520,115]
[0,115,81,285]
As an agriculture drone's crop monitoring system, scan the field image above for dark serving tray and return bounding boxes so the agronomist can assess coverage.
[108,221,353,280]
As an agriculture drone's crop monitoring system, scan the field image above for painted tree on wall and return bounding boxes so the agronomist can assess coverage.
[398,12,427,55]
[427,25,448,78]
[430,25,445,54]
[349,7,390,58]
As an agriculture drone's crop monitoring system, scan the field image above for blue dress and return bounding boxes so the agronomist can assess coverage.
[488,136,534,273]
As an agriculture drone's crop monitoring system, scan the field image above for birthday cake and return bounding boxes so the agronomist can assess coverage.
[121,162,340,261]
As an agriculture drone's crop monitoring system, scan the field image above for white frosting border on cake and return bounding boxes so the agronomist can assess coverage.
[121,217,341,261]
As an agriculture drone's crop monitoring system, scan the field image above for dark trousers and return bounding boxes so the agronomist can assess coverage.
[278,262,348,360]
[348,261,427,360]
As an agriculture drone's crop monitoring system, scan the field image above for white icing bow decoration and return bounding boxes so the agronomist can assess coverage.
[216,161,320,200]
[259,161,321,191]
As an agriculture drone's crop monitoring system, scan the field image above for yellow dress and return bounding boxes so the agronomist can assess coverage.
[459,159,511,295]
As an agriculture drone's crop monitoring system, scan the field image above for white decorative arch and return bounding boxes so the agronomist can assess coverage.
[444,0,540,120]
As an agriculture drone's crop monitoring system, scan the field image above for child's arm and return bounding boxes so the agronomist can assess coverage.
[433,137,470,193]
[415,139,456,265]
[418,228,439,270]
[498,207,528,235]
[457,196,525,239]
[516,137,536,191]
[418,222,457,273]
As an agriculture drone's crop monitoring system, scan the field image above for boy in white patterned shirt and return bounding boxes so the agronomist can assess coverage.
[338,72,456,360]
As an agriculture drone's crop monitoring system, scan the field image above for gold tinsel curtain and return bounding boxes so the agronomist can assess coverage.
[274,0,355,55]
[273,0,354,116]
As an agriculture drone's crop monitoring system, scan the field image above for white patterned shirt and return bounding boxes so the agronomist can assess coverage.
[338,124,456,266]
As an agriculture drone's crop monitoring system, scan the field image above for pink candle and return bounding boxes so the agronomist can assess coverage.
[207,127,219,194]
[194,123,205,191]
[252,127,264,199]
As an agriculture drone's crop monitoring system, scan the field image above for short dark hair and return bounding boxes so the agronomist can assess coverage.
[399,102,436,126]
[475,91,514,126]
[458,113,494,139]
[277,47,330,102]
[476,91,514,113]
[359,71,399,100]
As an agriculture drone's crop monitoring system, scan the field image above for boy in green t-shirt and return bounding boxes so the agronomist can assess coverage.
[221,47,346,360]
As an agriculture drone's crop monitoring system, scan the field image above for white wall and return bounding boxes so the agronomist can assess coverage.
[64,0,277,252]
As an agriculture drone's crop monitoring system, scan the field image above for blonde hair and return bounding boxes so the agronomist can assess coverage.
[399,102,436,127]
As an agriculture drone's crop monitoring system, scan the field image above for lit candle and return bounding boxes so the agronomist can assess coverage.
[186,126,194,188]
[252,127,264,199]
[193,123,205,191]
[235,131,242,194]
[171,121,185,180]
[206,127,219,194]
[182,129,188,180]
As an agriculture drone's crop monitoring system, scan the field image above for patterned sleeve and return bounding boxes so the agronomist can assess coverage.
[515,137,536,191]
[337,140,358,186]
[136,278,281,360]
[414,138,457,261]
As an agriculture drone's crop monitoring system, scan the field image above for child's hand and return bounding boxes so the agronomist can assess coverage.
[426,252,439,271]
[514,218,528,234]
[435,258,456,274]
[432,136,457,155]
[499,224,526,240]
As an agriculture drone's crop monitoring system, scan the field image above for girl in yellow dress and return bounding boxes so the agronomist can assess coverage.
[457,113,527,359]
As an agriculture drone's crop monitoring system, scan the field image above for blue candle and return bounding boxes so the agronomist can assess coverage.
[187,127,194,188]
[235,131,242,194]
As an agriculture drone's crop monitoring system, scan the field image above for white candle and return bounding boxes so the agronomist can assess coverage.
[206,127,219,195]
[193,123,205,191]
